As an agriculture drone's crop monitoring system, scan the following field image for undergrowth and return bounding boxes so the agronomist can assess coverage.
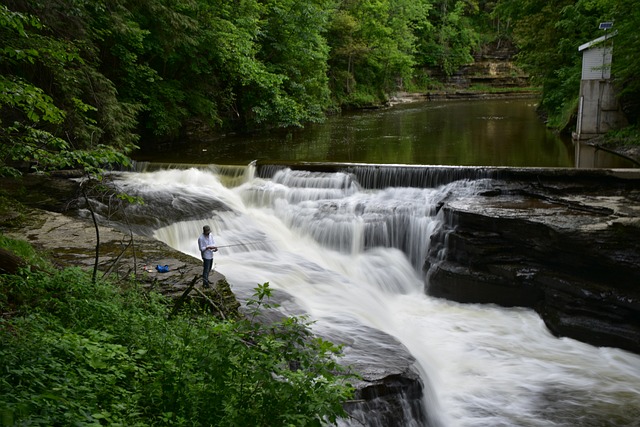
[605,124,640,146]
[0,236,355,426]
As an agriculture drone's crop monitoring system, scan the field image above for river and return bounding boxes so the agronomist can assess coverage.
[113,165,640,427]
[123,99,640,426]
[135,98,636,168]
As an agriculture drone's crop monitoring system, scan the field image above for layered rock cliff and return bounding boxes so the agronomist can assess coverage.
[425,172,640,354]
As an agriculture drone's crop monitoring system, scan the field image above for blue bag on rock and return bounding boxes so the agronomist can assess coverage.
[156,265,169,273]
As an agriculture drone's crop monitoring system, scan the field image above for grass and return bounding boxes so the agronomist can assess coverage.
[604,124,640,146]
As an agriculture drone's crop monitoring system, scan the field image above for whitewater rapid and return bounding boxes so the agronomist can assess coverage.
[115,166,640,426]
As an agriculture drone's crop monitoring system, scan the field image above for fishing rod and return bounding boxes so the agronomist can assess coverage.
[215,240,275,249]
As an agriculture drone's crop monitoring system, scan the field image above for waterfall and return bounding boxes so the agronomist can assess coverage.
[255,163,498,189]
[112,165,640,427]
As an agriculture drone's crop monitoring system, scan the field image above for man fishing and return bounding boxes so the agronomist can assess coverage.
[198,225,217,288]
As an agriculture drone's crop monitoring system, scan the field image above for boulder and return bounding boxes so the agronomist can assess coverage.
[321,324,430,427]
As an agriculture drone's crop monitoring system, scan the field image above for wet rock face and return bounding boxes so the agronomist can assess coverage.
[247,292,431,427]
[425,178,640,354]
[322,325,430,427]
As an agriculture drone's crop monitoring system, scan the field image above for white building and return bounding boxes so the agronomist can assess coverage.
[573,31,627,141]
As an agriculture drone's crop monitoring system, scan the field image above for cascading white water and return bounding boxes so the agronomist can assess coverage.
[114,166,640,427]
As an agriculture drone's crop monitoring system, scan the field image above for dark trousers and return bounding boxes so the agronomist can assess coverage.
[202,258,213,287]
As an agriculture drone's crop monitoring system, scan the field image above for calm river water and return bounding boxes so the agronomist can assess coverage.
[136,98,632,168]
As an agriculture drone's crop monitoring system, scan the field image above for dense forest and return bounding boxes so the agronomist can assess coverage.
[1,0,639,175]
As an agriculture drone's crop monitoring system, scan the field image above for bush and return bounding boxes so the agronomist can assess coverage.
[0,239,354,426]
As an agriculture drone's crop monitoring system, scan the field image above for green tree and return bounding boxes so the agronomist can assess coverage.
[609,0,640,123]
[0,5,67,176]
[492,0,628,130]
[327,0,430,106]
[248,0,336,127]
[96,0,335,133]
[0,2,137,177]
[106,0,225,138]
[415,0,481,76]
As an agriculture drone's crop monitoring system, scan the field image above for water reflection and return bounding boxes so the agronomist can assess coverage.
[574,141,638,168]
[135,98,635,168]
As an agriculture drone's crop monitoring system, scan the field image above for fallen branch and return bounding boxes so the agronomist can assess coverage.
[168,275,199,319]
[193,286,227,320]
[80,185,100,284]
[101,237,132,279]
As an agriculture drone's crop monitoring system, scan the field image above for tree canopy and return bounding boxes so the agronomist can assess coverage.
[492,0,640,129]
[1,0,639,175]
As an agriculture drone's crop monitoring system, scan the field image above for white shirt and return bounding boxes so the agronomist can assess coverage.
[198,233,216,259]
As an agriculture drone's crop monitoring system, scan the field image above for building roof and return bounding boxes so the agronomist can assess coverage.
[579,31,618,51]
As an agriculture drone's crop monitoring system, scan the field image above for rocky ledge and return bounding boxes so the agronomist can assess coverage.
[425,173,640,354]
[2,208,239,318]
